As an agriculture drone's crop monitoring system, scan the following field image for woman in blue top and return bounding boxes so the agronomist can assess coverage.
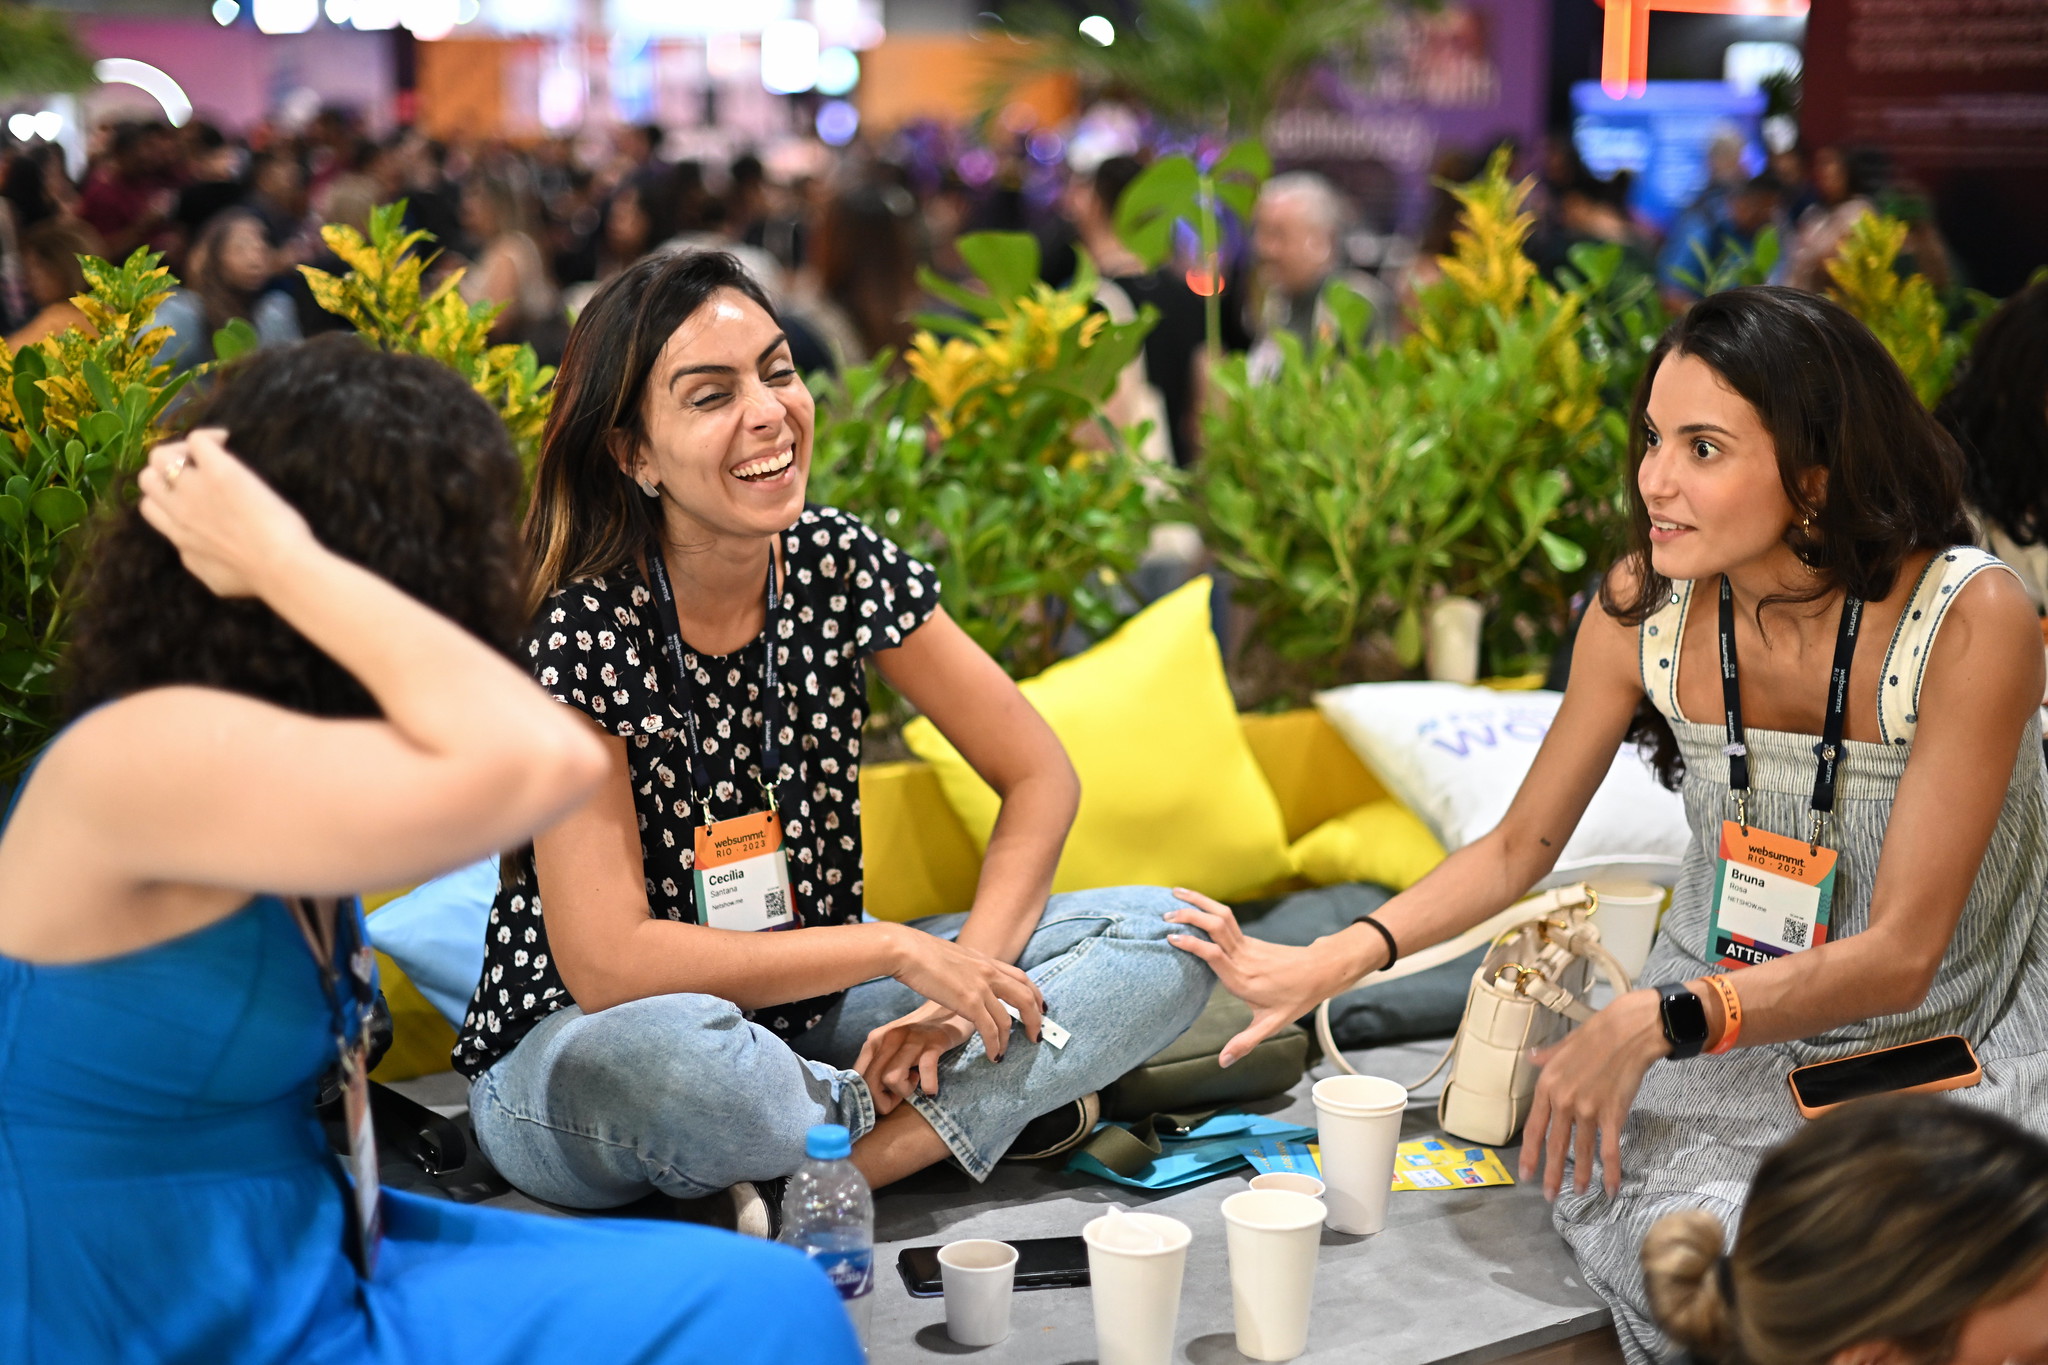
[0,335,861,1364]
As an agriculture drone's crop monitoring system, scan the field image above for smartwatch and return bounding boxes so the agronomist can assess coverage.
[1655,982,1710,1061]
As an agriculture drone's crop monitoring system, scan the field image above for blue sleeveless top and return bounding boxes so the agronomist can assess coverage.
[0,738,862,1365]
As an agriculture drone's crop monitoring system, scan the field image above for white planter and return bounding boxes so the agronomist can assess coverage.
[1425,596,1485,684]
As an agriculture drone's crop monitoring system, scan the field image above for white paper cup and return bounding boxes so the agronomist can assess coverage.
[939,1239,1018,1347]
[1249,1171,1326,1199]
[1312,1074,1407,1235]
[1082,1211,1192,1365]
[1221,1189,1327,1361]
[1588,879,1665,983]
[1426,596,1485,684]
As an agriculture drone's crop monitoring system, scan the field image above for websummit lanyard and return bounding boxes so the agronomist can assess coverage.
[1708,576,1861,968]
[644,549,798,932]
[288,895,383,1276]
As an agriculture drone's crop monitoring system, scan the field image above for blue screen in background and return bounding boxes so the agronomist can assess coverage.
[1571,81,1768,230]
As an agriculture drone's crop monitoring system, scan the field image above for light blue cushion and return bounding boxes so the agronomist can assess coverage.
[366,856,497,1028]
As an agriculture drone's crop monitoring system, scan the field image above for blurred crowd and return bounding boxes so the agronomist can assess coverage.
[0,104,1968,467]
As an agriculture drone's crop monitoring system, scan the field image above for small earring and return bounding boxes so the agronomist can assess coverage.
[637,477,660,499]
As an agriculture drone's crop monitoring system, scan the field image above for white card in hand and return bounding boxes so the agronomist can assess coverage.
[1003,1002,1069,1049]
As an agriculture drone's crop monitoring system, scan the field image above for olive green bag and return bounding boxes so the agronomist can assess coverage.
[1070,987,1312,1178]
[1103,987,1311,1120]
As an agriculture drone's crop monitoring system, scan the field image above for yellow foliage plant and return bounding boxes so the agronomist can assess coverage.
[300,202,554,473]
[808,232,1160,682]
[1825,212,1967,409]
[1393,148,1621,665]
[0,248,190,774]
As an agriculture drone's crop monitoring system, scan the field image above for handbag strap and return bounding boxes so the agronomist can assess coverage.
[1072,1109,1219,1178]
[1316,883,1618,1092]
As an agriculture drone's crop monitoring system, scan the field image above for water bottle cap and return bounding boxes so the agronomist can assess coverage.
[805,1123,852,1160]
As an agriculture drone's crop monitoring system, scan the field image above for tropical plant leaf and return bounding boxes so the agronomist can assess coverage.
[1113,156,1200,271]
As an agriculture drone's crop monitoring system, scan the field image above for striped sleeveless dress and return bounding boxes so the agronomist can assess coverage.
[1552,547,2048,1359]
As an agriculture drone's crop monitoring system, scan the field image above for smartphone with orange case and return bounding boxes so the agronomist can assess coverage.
[1787,1034,1982,1119]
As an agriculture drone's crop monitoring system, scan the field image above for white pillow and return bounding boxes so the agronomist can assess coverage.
[1314,682,1689,889]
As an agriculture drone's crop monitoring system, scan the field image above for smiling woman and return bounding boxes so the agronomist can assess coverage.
[458,250,1212,1224]
[1164,287,2048,1361]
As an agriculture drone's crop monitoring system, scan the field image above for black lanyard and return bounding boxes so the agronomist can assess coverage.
[644,549,785,818]
[1717,575,1862,847]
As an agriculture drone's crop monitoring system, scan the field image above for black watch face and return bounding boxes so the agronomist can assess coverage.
[1660,986,1710,1053]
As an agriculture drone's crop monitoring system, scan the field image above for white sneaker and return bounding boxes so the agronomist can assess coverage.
[726,1177,786,1239]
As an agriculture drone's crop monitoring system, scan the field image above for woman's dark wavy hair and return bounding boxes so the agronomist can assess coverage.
[523,249,778,616]
[1938,280,2048,546]
[1599,287,1974,787]
[65,334,525,719]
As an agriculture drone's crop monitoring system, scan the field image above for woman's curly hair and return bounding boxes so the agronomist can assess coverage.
[65,334,526,719]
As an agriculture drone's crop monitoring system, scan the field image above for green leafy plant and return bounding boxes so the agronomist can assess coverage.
[1396,152,1622,669]
[299,202,554,473]
[1193,152,1629,691]
[1002,0,1387,137]
[1671,224,1781,299]
[0,4,96,98]
[808,231,1165,687]
[1115,139,1270,359]
[0,250,191,777]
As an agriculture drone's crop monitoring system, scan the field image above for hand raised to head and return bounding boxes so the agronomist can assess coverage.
[137,428,316,598]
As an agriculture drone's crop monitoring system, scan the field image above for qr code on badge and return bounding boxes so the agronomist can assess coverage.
[764,888,788,919]
[1781,915,1808,948]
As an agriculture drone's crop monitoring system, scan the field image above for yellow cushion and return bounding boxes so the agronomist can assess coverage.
[859,759,984,922]
[902,576,1295,901]
[1290,798,1447,891]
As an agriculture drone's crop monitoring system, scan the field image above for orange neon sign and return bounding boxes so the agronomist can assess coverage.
[1596,0,1811,98]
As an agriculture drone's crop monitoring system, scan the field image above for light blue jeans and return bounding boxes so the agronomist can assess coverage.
[469,886,1214,1208]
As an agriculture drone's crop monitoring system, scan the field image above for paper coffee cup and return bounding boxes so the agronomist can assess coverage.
[1249,1171,1326,1199]
[1588,879,1665,983]
[1083,1211,1192,1365]
[1312,1074,1406,1235]
[1222,1189,1327,1361]
[939,1238,1018,1347]
[1426,596,1485,684]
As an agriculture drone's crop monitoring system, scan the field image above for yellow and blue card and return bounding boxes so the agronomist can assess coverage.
[1241,1135,1514,1191]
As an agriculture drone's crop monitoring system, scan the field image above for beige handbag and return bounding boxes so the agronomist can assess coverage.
[1315,884,1635,1147]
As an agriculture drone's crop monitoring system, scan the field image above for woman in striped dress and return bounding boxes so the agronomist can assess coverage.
[1167,286,2048,1359]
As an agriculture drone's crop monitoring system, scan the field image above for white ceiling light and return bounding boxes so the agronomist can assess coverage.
[760,19,819,95]
[7,113,35,141]
[32,110,62,140]
[211,0,241,23]
[815,45,858,96]
[92,59,194,127]
[402,0,461,39]
[1078,14,1114,45]
[351,0,400,29]
[324,0,351,20]
[251,0,318,33]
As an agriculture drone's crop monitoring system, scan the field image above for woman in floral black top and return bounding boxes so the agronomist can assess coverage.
[458,251,1211,1216]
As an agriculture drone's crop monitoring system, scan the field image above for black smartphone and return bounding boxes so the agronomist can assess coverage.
[1788,1034,1981,1115]
[896,1236,1091,1297]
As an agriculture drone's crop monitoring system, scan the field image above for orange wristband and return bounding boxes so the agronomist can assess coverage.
[1702,974,1743,1054]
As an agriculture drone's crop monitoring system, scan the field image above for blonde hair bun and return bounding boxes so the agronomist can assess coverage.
[1642,1208,1733,1358]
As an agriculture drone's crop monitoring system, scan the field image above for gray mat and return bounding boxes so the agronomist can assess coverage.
[391,1039,1609,1364]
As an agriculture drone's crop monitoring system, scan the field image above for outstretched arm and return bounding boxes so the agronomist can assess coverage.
[1166,575,1648,1065]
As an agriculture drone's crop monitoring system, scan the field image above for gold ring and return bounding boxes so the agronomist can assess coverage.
[165,454,189,486]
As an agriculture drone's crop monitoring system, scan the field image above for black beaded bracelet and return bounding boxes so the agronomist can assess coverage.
[1351,915,1400,972]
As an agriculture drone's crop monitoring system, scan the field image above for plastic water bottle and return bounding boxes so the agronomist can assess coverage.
[780,1124,875,1351]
